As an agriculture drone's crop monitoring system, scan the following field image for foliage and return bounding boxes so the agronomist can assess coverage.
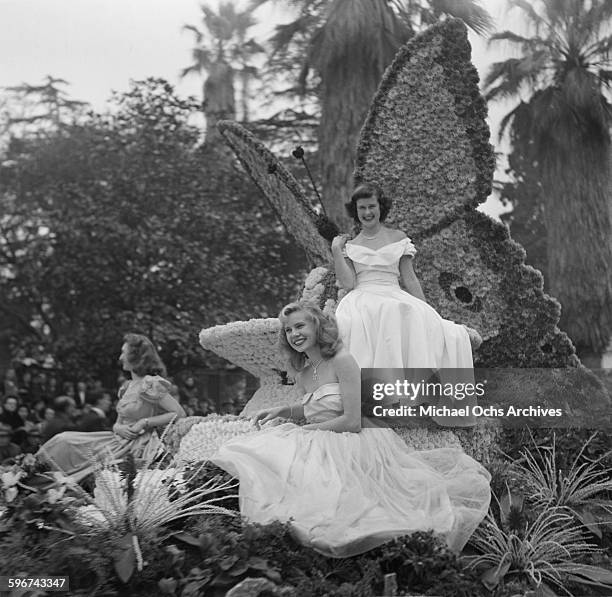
[368,531,486,596]
[484,0,612,359]
[498,135,548,281]
[510,432,612,540]
[179,460,239,512]
[467,433,612,597]
[0,78,306,378]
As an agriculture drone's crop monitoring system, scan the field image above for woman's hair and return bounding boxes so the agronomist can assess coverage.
[345,181,392,224]
[278,301,342,373]
[123,333,167,377]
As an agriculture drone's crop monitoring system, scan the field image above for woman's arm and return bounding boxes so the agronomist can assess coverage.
[332,235,356,290]
[128,392,186,434]
[253,373,306,426]
[399,256,427,302]
[302,351,361,433]
[252,403,305,426]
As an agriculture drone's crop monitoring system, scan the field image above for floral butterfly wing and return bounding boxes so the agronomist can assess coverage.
[217,120,331,267]
[353,19,579,369]
[355,18,494,235]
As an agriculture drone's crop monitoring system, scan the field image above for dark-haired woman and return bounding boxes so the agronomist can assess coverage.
[38,334,185,481]
[332,182,476,424]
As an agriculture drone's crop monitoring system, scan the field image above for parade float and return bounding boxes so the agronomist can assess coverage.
[196,18,609,461]
[2,19,611,597]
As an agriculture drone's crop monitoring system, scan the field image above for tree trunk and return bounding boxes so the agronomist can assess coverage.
[542,138,612,363]
[318,76,376,229]
[314,0,409,230]
[203,60,236,145]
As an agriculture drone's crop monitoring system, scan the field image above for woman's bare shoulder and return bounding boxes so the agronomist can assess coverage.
[331,348,360,372]
[385,227,407,241]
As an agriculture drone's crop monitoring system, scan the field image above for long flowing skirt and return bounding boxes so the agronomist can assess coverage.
[211,423,491,558]
[38,430,161,482]
[336,283,476,426]
[335,283,472,370]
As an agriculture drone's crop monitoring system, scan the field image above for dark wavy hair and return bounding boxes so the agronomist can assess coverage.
[123,333,167,377]
[345,182,392,224]
[278,301,342,373]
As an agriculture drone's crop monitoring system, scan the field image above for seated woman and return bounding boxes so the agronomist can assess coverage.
[211,301,490,558]
[332,182,479,425]
[38,333,185,481]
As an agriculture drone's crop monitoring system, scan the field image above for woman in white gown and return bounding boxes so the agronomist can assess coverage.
[211,302,490,558]
[332,182,476,425]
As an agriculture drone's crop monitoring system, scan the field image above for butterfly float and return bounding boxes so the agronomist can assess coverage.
[200,19,609,426]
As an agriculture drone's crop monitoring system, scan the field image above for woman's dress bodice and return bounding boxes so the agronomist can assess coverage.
[345,238,416,287]
[301,382,343,423]
[115,375,169,425]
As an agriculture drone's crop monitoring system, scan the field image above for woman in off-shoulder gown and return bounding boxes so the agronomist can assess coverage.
[211,302,490,558]
[332,182,476,425]
[333,182,473,372]
[38,334,185,481]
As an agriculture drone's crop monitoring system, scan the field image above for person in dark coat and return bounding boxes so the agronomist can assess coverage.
[78,391,112,432]
[0,424,21,463]
[41,396,77,443]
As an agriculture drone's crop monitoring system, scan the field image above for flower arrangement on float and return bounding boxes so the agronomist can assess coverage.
[177,414,256,464]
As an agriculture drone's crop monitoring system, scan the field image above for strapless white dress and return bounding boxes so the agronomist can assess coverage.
[211,383,490,558]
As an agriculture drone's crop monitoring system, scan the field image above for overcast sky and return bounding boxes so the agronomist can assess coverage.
[1,0,521,218]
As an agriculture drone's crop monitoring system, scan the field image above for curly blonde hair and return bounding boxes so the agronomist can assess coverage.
[278,301,342,373]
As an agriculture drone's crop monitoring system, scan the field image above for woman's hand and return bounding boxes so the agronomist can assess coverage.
[113,423,140,440]
[251,406,286,427]
[331,234,349,254]
[127,419,148,435]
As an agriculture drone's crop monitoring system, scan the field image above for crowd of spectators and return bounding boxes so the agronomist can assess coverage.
[0,367,231,464]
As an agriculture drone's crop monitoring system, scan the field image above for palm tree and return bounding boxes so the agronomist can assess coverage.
[484,0,612,364]
[262,0,493,228]
[181,2,263,142]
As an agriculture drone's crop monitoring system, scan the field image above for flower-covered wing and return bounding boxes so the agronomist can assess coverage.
[413,212,576,367]
[217,121,332,266]
[355,18,494,234]
[199,318,284,377]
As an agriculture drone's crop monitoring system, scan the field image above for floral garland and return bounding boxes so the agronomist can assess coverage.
[177,414,256,464]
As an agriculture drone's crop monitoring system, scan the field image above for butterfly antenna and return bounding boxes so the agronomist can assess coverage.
[292,146,325,216]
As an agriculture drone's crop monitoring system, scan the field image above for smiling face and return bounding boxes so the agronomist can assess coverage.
[283,310,318,354]
[356,196,381,230]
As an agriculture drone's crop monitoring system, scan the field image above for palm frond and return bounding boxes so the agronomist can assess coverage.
[484,55,549,102]
[508,0,546,33]
[428,0,494,36]
[489,30,550,50]
[182,24,203,44]
[498,101,526,141]
[584,34,612,61]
